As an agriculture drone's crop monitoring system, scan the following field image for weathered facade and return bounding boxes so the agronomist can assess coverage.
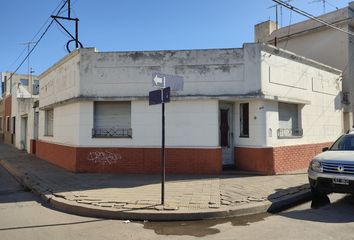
[255,1,354,132]
[35,43,342,175]
[0,98,3,141]
[1,72,39,151]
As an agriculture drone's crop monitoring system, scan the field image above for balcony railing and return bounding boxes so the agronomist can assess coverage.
[277,128,303,139]
[92,128,132,138]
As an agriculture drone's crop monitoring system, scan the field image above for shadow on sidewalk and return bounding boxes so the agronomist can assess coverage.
[0,219,106,231]
[277,194,354,223]
[266,184,312,213]
[0,142,262,190]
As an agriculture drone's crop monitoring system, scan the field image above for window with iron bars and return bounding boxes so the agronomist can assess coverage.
[93,101,132,138]
[278,102,302,139]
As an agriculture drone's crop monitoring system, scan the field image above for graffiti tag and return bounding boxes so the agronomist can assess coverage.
[87,151,122,166]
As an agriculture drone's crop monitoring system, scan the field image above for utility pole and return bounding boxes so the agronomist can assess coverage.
[51,0,83,52]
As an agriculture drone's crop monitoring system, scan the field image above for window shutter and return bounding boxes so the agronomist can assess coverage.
[94,102,131,129]
[46,109,54,136]
[278,103,298,130]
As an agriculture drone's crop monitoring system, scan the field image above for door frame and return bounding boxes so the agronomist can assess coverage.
[219,101,235,167]
[21,115,28,150]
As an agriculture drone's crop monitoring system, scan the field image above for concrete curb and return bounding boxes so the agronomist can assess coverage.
[0,159,312,221]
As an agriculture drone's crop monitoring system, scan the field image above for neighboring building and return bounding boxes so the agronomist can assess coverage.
[1,72,39,152]
[35,44,342,175]
[0,75,4,141]
[0,99,3,141]
[254,1,354,132]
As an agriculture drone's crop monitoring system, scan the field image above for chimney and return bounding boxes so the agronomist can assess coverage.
[254,20,278,43]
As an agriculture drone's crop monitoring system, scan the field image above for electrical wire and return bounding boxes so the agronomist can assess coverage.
[6,0,68,84]
[272,0,354,36]
[6,0,66,72]
[282,10,293,50]
[325,0,339,10]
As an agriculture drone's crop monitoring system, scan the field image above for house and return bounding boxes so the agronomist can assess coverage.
[33,43,342,175]
[255,1,354,131]
[0,99,3,141]
[1,72,39,151]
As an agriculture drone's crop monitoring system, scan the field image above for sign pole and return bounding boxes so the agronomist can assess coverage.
[150,72,184,206]
[161,100,165,205]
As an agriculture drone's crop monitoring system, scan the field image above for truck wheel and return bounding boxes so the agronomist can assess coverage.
[311,186,326,198]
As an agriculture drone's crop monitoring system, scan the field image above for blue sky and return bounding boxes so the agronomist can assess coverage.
[0,0,351,76]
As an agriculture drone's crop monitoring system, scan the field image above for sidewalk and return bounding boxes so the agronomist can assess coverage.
[0,143,312,221]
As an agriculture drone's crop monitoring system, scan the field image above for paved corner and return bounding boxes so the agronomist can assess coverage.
[0,143,312,221]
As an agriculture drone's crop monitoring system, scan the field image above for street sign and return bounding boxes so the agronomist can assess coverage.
[162,87,170,103]
[148,86,172,206]
[150,73,183,206]
[149,89,162,105]
[152,72,184,91]
[149,87,170,106]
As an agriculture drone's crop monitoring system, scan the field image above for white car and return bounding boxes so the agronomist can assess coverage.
[308,131,354,196]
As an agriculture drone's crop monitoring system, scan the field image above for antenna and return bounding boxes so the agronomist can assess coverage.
[51,0,83,53]
[268,0,292,28]
[18,41,37,82]
[309,0,326,14]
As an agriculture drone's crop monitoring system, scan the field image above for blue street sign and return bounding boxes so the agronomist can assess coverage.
[149,87,170,105]
[148,86,171,205]
[163,87,170,103]
[149,89,162,105]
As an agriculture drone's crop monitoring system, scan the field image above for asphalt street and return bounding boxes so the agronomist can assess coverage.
[1,164,354,240]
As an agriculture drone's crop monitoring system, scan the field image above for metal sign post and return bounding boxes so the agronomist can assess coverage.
[149,72,183,206]
[149,87,170,205]
[161,101,165,205]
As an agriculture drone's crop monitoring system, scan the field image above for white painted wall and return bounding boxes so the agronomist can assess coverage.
[78,45,261,99]
[37,43,342,149]
[234,100,267,147]
[265,96,342,147]
[77,99,219,147]
[12,96,38,152]
[38,102,80,146]
[39,52,80,108]
[255,3,353,116]
[261,50,342,147]
[261,49,341,103]
[39,44,264,109]
[38,100,219,148]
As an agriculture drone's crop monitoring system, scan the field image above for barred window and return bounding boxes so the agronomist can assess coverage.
[278,102,302,138]
[93,101,132,138]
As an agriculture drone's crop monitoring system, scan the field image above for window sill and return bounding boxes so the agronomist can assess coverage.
[44,135,53,137]
[92,136,132,139]
[239,135,249,138]
[92,128,132,139]
[277,136,303,139]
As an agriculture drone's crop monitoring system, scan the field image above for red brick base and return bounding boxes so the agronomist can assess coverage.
[35,141,222,174]
[29,139,36,154]
[36,141,77,171]
[35,140,332,175]
[235,142,332,175]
